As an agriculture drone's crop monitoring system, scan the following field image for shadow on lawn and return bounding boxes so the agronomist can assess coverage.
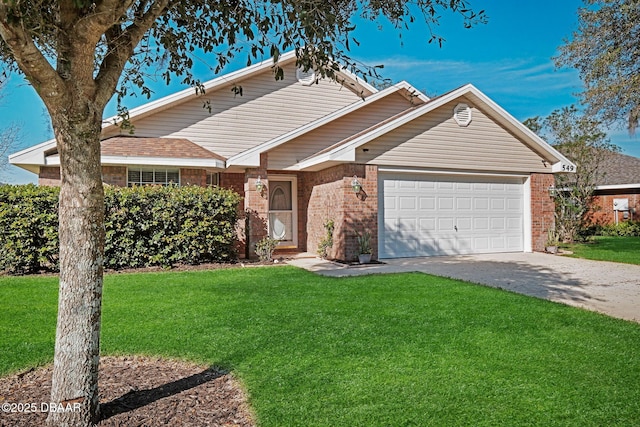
[99,368,224,421]
[387,255,607,307]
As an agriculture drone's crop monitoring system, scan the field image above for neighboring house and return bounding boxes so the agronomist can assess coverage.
[588,152,640,225]
[10,51,575,261]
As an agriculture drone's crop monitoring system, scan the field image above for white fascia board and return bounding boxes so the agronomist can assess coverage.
[394,81,430,102]
[44,155,226,169]
[551,162,576,173]
[227,82,421,167]
[335,64,379,96]
[595,183,640,191]
[9,138,56,166]
[102,156,226,169]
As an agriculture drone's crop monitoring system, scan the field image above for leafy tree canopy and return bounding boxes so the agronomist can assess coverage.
[0,0,485,112]
[555,0,640,134]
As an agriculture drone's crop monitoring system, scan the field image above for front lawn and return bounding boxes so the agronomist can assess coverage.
[1,267,639,426]
[562,235,640,264]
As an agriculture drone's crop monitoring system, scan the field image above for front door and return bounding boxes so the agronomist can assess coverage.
[268,176,297,248]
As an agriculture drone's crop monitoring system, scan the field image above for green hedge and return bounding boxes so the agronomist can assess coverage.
[0,184,241,274]
[0,184,60,274]
[598,220,640,237]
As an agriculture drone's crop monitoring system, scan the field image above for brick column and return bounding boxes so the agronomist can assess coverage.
[244,153,269,258]
[343,164,378,261]
[530,173,555,252]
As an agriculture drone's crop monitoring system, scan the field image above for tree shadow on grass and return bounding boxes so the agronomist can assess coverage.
[390,256,599,303]
[99,367,225,421]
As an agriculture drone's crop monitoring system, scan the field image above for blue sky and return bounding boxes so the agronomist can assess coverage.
[2,0,639,183]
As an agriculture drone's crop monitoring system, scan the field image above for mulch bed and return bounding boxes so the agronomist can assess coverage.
[0,356,255,426]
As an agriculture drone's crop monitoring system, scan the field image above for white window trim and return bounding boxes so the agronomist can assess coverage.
[127,167,181,187]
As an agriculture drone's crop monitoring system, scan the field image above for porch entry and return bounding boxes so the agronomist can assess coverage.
[268,175,298,247]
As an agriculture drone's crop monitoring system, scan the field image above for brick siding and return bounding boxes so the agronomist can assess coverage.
[38,166,61,186]
[530,173,555,252]
[180,168,207,186]
[589,192,640,225]
[102,166,127,187]
[304,164,378,261]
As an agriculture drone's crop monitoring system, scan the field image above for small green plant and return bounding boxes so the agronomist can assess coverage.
[317,219,335,259]
[356,230,372,255]
[255,236,280,262]
[546,228,560,246]
[545,228,560,254]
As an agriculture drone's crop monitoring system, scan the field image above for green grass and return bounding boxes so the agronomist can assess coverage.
[562,235,640,264]
[2,267,640,426]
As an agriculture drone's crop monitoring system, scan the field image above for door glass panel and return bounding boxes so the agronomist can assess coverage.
[269,181,293,243]
[269,182,292,210]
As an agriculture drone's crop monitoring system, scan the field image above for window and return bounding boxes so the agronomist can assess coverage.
[127,168,180,187]
[206,172,219,187]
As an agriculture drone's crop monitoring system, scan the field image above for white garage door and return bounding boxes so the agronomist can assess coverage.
[379,173,524,258]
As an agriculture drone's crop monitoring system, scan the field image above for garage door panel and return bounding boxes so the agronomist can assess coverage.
[491,217,506,230]
[475,198,489,210]
[399,196,416,211]
[473,237,490,251]
[418,181,436,190]
[398,217,417,232]
[457,217,472,230]
[507,198,522,211]
[379,173,524,258]
[457,198,472,210]
[420,197,436,210]
[474,217,490,230]
[419,218,436,231]
[438,217,455,231]
[384,196,396,210]
[507,217,522,230]
[491,198,505,210]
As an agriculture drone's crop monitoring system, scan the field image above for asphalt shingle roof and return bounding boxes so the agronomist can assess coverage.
[598,152,640,186]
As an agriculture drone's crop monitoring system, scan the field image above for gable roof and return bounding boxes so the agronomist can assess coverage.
[226,81,428,168]
[293,84,576,173]
[9,51,378,171]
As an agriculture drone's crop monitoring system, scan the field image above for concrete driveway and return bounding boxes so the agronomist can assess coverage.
[288,252,640,323]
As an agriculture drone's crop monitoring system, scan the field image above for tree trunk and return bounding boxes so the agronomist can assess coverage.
[47,109,105,427]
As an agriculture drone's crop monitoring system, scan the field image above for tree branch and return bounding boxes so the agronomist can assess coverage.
[94,0,173,106]
[0,6,66,111]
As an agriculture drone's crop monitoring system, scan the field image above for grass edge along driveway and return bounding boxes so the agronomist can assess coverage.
[1,266,639,426]
[563,235,640,265]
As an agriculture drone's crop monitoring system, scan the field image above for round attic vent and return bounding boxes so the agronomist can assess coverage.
[296,67,316,86]
[453,103,472,127]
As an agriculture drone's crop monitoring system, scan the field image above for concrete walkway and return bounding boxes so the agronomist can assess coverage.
[288,252,640,323]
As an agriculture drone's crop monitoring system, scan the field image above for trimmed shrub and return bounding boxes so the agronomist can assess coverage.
[0,184,241,274]
[104,185,241,269]
[599,221,640,237]
[0,184,60,274]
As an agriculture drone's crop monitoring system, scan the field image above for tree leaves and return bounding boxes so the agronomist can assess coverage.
[555,0,640,134]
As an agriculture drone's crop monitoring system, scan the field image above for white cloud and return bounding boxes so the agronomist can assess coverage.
[359,54,582,119]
